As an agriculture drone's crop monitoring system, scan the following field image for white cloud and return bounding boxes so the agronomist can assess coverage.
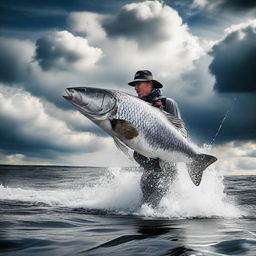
[192,0,223,10]
[57,144,135,167]
[34,30,103,71]
[224,19,256,35]
[5,154,25,164]
[68,1,204,82]
[42,101,101,133]
[0,85,100,151]
[0,1,206,106]
[192,0,209,8]
[212,141,256,175]
[0,36,104,109]
[68,12,107,42]
[1,1,255,172]
[0,85,134,166]
[0,151,50,165]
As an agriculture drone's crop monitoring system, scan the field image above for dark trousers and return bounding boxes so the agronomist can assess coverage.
[133,152,177,207]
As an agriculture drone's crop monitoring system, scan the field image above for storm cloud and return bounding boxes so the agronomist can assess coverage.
[220,0,256,10]
[192,0,256,10]
[0,0,138,32]
[209,21,256,93]
[0,38,33,83]
[0,85,110,159]
[69,1,204,82]
[103,1,180,46]
[171,48,256,145]
[34,31,102,71]
[0,0,255,172]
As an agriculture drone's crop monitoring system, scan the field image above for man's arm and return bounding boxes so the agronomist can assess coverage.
[164,98,187,137]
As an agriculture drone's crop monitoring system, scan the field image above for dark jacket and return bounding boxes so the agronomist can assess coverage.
[161,97,187,137]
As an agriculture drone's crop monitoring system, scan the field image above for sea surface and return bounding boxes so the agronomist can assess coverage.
[0,164,255,256]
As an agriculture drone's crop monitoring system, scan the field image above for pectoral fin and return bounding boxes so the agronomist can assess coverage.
[110,119,139,139]
[113,137,134,160]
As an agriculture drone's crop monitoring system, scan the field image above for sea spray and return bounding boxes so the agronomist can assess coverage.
[140,144,243,218]
[0,168,143,213]
[140,164,243,218]
[69,167,142,211]
[0,166,243,217]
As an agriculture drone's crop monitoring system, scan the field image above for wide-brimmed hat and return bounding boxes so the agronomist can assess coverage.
[128,70,163,88]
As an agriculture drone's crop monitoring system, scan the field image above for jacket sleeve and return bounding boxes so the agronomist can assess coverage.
[164,98,187,138]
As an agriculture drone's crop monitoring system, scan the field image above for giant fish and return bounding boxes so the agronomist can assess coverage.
[63,87,217,188]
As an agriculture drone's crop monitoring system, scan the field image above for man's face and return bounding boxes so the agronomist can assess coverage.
[134,82,153,98]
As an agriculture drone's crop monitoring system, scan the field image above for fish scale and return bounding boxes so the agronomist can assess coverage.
[64,87,217,186]
[112,91,190,154]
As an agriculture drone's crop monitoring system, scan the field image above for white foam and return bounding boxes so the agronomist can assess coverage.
[0,168,142,213]
[0,166,244,218]
[139,163,244,218]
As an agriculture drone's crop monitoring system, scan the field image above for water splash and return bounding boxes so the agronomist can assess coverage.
[0,168,142,212]
[140,163,243,218]
[0,165,243,218]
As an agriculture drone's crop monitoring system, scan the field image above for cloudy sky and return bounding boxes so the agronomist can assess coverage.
[0,0,255,174]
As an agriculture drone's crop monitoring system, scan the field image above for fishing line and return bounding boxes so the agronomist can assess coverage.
[210,96,238,146]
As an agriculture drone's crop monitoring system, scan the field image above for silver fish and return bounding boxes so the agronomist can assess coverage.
[63,87,217,186]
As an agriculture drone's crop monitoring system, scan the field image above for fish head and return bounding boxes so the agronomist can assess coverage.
[63,87,116,119]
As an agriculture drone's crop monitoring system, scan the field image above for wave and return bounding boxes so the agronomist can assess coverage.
[0,165,244,218]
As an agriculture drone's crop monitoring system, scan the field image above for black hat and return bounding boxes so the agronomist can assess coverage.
[128,70,163,88]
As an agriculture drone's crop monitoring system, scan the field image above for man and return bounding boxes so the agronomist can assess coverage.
[128,70,187,207]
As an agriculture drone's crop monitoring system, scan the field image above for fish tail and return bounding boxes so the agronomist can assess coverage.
[187,154,217,186]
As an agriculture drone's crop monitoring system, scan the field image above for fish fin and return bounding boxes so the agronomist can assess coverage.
[110,119,139,140]
[113,137,134,160]
[187,154,217,186]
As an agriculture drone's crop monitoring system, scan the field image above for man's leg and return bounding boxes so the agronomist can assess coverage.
[140,164,177,207]
[133,151,160,171]
[134,152,178,207]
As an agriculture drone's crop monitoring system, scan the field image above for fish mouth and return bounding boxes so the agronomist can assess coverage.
[65,88,71,95]
[63,95,72,100]
[63,88,73,101]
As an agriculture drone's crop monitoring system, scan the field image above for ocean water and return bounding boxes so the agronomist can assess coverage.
[0,164,255,256]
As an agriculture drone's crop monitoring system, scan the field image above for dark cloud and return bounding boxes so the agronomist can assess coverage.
[180,0,256,40]
[0,0,254,36]
[0,0,141,31]
[178,97,227,144]
[209,24,256,93]
[0,38,31,83]
[170,54,256,145]
[0,35,103,112]
[179,93,256,145]
[0,2,67,31]
[0,37,69,109]
[190,0,256,11]
[0,115,69,155]
[220,0,256,10]
[34,31,102,71]
[213,96,256,143]
[35,36,81,71]
[0,0,255,167]
[0,103,103,159]
[102,1,185,47]
[103,5,169,45]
